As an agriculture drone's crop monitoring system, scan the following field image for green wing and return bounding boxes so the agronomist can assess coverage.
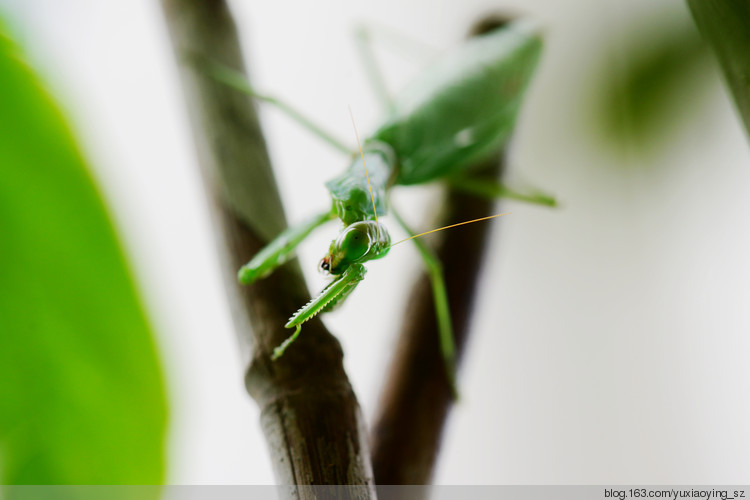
[374,20,543,185]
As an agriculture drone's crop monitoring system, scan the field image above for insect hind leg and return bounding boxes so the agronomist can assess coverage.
[448,175,557,207]
[353,23,439,117]
[207,61,352,154]
[353,26,394,115]
[392,208,458,398]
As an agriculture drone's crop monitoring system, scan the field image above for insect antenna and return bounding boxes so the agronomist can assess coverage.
[348,106,380,239]
[389,212,512,248]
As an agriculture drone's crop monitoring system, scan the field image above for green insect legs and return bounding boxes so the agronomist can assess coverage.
[271,325,302,360]
[230,20,549,383]
[286,263,367,329]
[238,209,335,285]
[270,263,367,360]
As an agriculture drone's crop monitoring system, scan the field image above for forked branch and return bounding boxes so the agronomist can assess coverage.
[160,0,375,495]
[370,17,512,490]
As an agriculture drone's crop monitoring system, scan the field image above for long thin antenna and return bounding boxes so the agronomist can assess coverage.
[390,212,511,248]
[348,106,380,239]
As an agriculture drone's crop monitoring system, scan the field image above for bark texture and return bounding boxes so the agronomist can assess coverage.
[160,0,375,495]
[370,17,512,490]
[370,158,502,489]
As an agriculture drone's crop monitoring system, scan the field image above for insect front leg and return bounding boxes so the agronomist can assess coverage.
[238,209,335,285]
[392,209,458,397]
[272,263,367,360]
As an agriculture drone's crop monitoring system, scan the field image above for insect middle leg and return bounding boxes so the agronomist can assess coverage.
[448,175,557,207]
[392,208,458,397]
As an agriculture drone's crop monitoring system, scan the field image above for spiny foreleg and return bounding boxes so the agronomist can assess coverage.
[272,263,367,360]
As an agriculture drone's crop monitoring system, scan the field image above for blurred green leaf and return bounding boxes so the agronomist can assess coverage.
[592,9,714,154]
[0,19,167,485]
[688,0,750,140]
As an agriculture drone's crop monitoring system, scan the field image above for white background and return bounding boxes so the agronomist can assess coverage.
[2,0,749,485]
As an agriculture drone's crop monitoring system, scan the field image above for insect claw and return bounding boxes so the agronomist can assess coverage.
[271,324,302,360]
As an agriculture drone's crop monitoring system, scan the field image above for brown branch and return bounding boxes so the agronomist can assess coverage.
[160,0,375,494]
[370,157,503,488]
[370,17,512,489]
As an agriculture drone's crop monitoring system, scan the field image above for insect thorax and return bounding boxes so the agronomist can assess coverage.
[325,142,396,225]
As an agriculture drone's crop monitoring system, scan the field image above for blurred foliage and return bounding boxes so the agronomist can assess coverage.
[0,17,167,487]
[591,8,715,156]
[688,0,750,140]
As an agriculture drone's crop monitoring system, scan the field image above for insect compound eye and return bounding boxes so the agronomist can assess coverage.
[319,258,331,273]
[338,223,372,262]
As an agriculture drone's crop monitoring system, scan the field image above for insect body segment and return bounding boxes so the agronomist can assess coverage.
[326,142,395,225]
[275,219,389,358]
[231,20,548,384]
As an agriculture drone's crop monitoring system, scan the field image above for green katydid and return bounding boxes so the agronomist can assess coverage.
[220,19,551,381]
